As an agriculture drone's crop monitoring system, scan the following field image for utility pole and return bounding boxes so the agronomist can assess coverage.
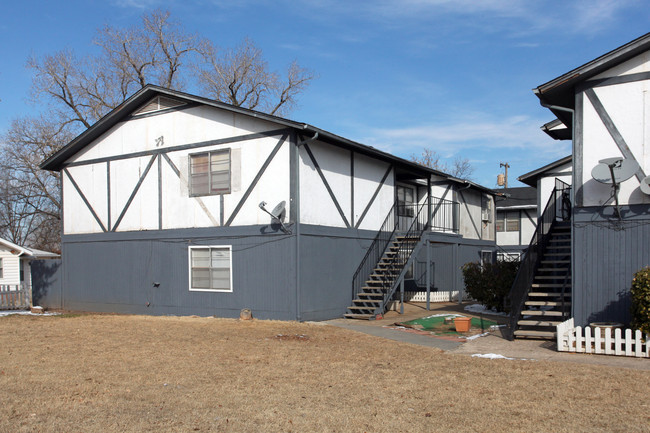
[499,162,510,188]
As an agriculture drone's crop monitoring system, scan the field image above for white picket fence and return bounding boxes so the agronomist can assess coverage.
[557,318,650,358]
[403,290,471,303]
[0,284,31,310]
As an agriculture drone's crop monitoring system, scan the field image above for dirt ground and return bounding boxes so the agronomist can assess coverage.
[1,312,649,432]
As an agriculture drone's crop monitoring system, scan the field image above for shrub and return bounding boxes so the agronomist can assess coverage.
[630,266,650,334]
[461,260,520,312]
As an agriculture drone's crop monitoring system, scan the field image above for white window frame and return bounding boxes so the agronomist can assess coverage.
[188,149,231,197]
[188,245,233,293]
[0,258,3,279]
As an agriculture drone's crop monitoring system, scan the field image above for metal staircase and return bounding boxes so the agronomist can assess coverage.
[507,179,572,340]
[513,222,571,338]
[345,202,429,320]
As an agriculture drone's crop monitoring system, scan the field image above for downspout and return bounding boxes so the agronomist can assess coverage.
[293,130,319,321]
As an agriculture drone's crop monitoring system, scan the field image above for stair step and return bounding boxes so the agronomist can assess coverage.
[514,330,556,338]
[525,300,570,307]
[528,292,571,297]
[521,310,565,317]
[534,276,572,280]
[517,319,563,327]
[358,292,383,298]
[537,267,569,272]
[347,306,375,312]
[540,260,570,264]
[531,283,572,288]
[544,252,571,257]
[353,299,382,304]
[546,245,570,250]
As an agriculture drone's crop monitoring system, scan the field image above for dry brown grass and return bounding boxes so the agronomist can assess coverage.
[1,313,649,432]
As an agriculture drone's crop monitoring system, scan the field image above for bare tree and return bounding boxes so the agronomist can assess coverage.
[3,9,316,250]
[0,116,71,251]
[411,149,475,180]
[196,38,316,116]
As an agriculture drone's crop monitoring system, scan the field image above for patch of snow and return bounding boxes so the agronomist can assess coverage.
[471,353,514,360]
[420,313,462,319]
[464,304,507,317]
[0,310,60,317]
[465,332,491,340]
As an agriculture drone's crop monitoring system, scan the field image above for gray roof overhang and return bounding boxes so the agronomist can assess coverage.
[533,32,650,127]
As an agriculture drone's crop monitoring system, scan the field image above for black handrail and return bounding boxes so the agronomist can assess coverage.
[506,179,571,340]
[378,201,430,313]
[351,203,397,302]
[430,197,460,233]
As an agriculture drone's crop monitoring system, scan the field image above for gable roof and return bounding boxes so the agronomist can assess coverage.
[40,84,495,195]
[494,187,537,209]
[534,32,650,127]
[518,155,572,187]
[0,238,59,258]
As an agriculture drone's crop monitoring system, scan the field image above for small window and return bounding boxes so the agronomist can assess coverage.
[189,150,231,196]
[0,258,3,279]
[497,211,520,232]
[505,211,520,232]
[480,250,493,268]
[496,212,505,232]
[189,246,232,292]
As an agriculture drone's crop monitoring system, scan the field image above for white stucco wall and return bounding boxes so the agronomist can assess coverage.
[580,54,650,208]
[537,161,572,218]
[63,105,291,234]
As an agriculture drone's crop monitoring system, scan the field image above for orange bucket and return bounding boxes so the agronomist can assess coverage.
[454,317,472,332]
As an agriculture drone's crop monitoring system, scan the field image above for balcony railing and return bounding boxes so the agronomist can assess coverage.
[430,196,459,233]
[399,197,459,234]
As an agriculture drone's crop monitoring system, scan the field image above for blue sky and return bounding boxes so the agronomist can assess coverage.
[1,0,650,188]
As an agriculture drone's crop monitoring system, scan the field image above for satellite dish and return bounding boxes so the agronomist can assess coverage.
[640,176,650,195]
[259,200,291,233]
[270,201,286,222]
[591,157,638,184]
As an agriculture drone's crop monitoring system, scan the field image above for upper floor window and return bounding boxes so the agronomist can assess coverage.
[189,149,231,196]
[496,211,520,232]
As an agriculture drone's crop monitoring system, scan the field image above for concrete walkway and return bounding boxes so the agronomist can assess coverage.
[325,302,650,371]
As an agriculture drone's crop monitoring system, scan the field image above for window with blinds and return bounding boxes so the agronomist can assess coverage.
[189,149,231,196]
[189,246,232,292]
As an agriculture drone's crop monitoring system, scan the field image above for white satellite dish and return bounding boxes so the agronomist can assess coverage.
[640,176,650,195]
[259,200,290,233]
[591,157,638,184]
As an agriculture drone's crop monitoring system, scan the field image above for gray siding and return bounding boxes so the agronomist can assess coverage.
[62,226,297,319]
[298,225,375,321]
[411,234,495,294]
[573,205,650,326]
[31,259,63,309]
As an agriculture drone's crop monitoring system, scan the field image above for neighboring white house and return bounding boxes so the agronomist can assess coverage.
[494,187,537,260]
[528,32,650,327]
[0,238,59,289]
[40,85,497,320]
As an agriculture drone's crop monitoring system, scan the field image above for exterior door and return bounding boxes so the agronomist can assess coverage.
[397,185,415,230]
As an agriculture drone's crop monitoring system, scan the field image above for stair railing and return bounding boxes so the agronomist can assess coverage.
[351,203,398,302]
[506,180,571,340]
[430,196,460,233]
[377,201,430,313]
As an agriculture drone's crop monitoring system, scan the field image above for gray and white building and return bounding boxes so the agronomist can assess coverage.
[41,85,497,320]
